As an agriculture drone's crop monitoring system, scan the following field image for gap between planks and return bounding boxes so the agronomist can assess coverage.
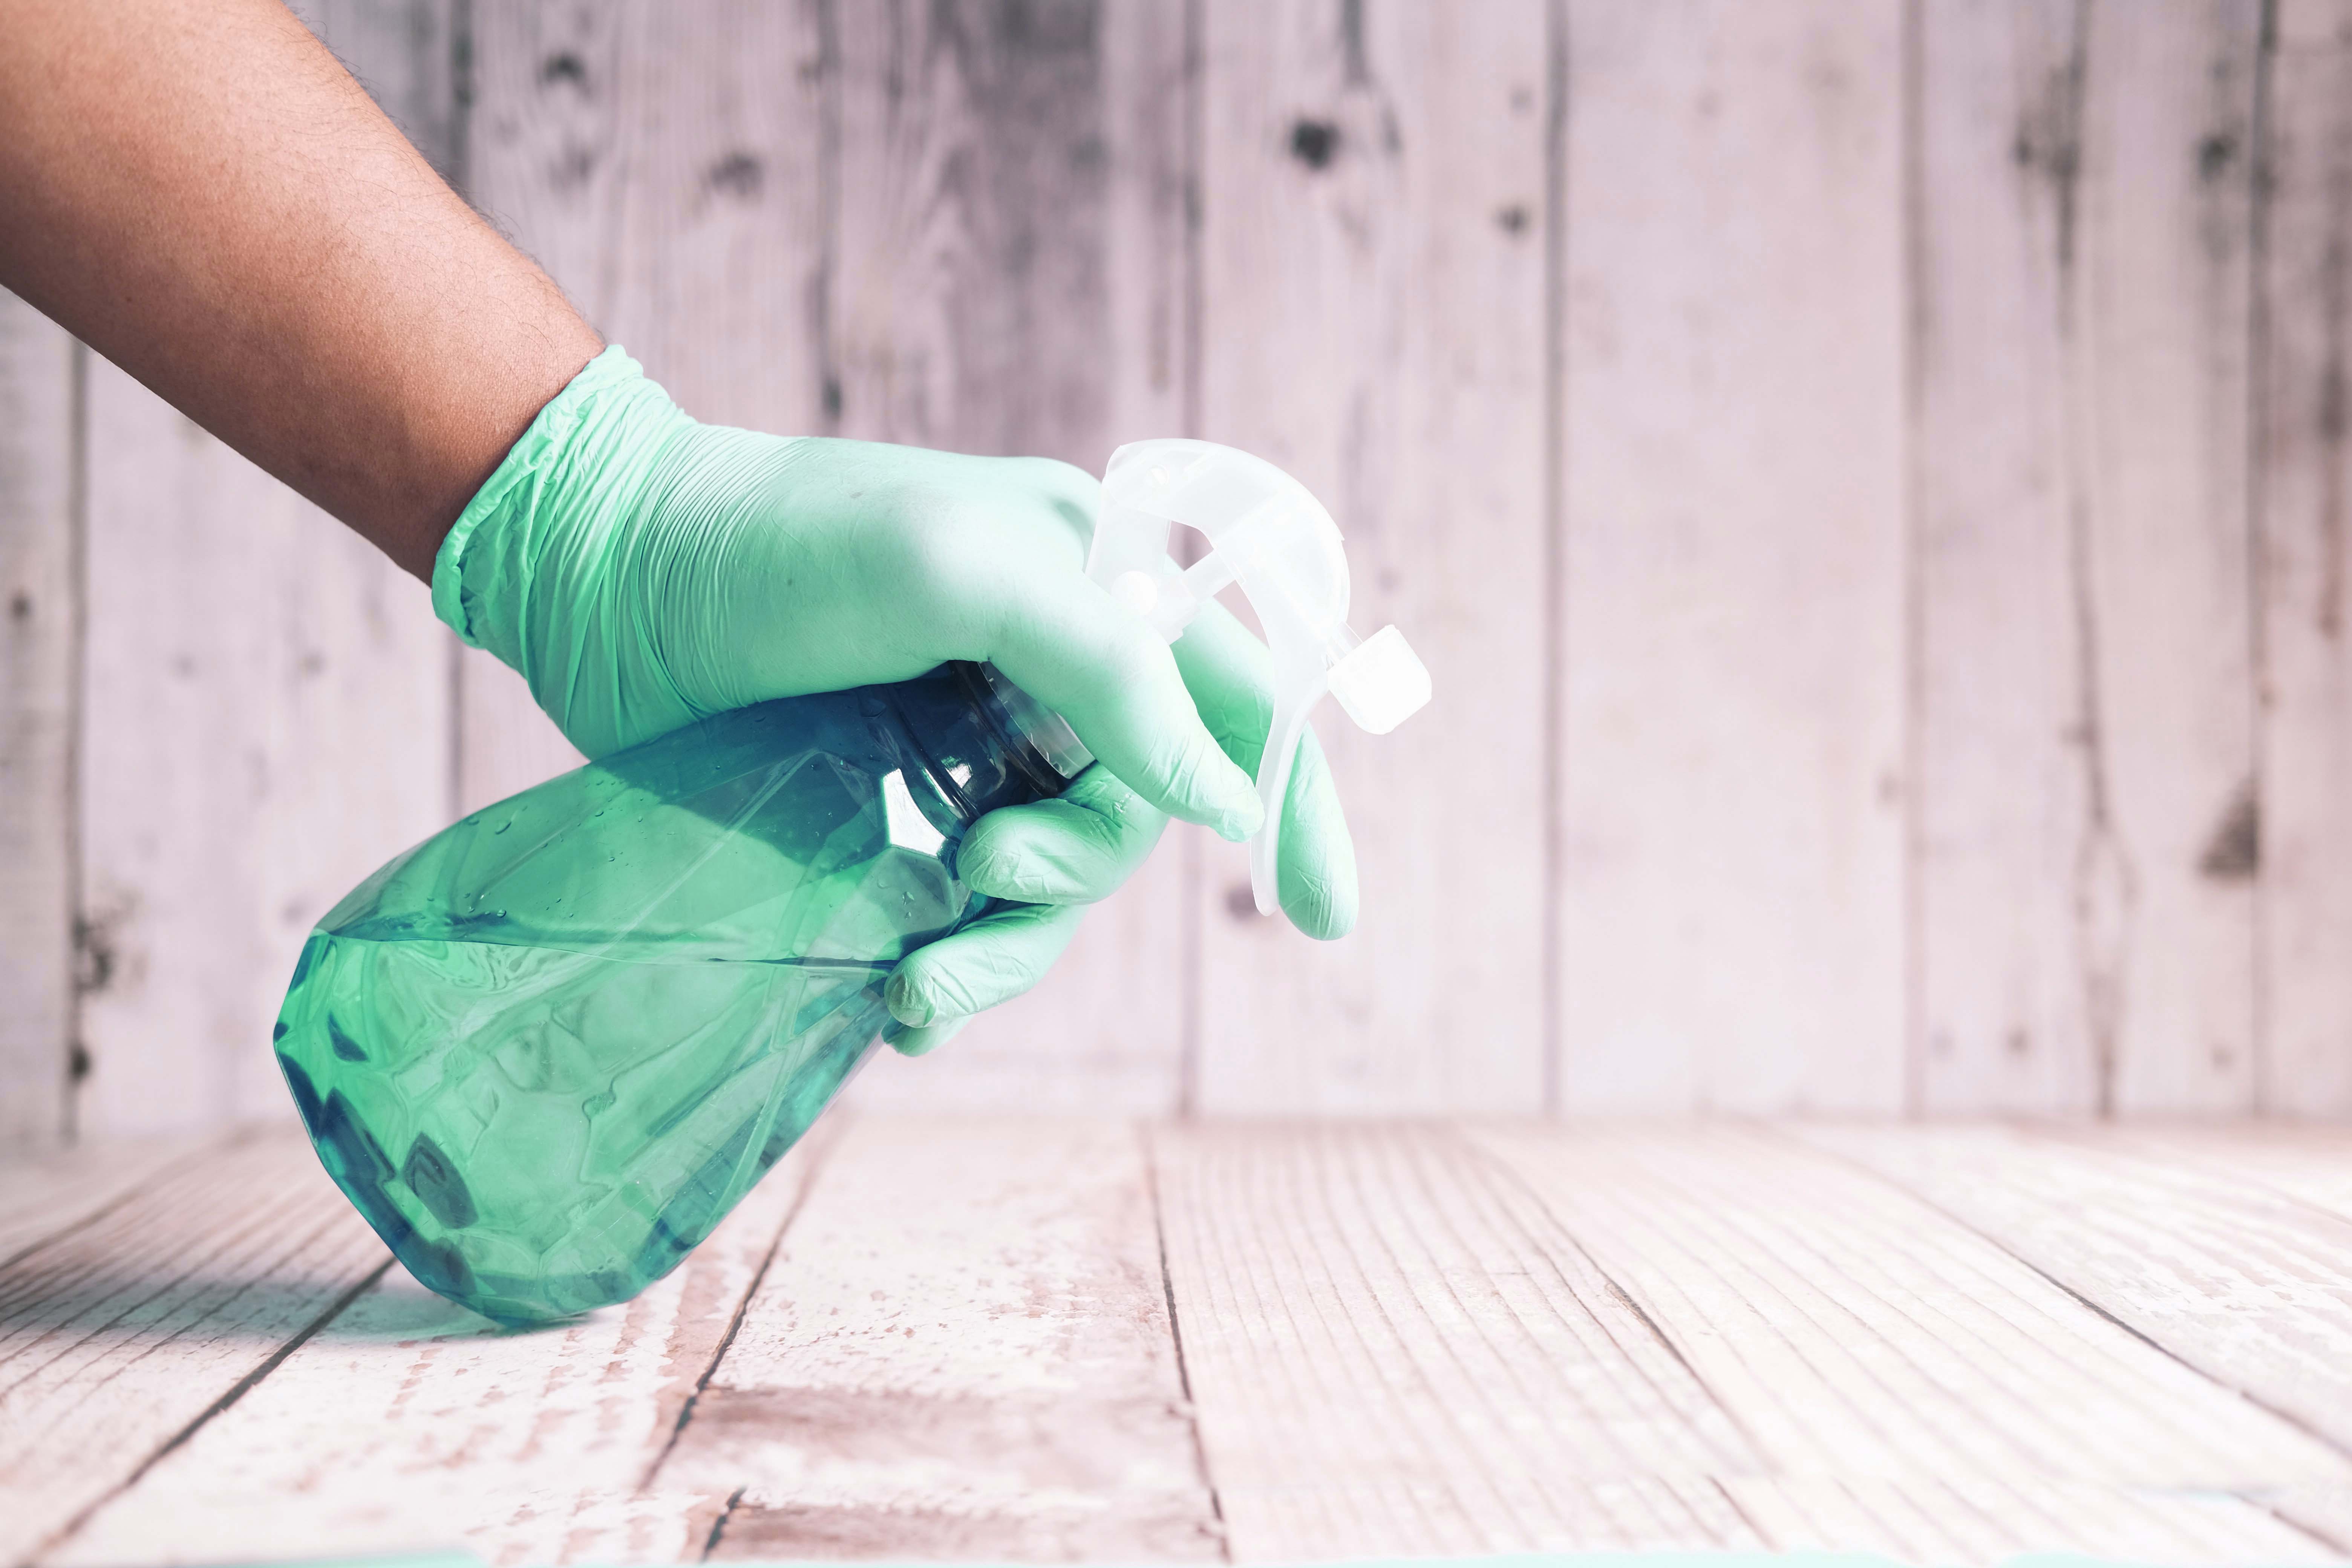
[19,1120,2352,1567]
[24,1123,839,1568]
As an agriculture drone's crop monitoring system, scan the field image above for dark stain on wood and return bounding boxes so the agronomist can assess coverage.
[705,150,765,202]
[2199,130,2239,183]
[2198,781,2261,881]
[1494,203,1530,236]
[538,52,587,92]
[1224,882,1257,920]
[2315,100,2350,639]
[72,909,120,996]
[1340,0,1370,87]
[1289,118,1340,170]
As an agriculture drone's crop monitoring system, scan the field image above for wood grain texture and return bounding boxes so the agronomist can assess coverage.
[0,295,78,1149]
[0,1134,218,1269]
[1556,0,1908,1113]
[1909,0,2097,1113]
[1910,0,2266,1118]
[1151,1122,1763,1557]
[46,1136,827,1568]
[77,358,452,1136]
[0,1131,391,1567]
[1193,0,1550,1114]
[2073,0,2264,1113]
[1795,1121,2352,1460]
[1472,1123,2351,1489]
[662,1118,1220,1562]
[1726,1474,2342,1566]
[825,0,1197,1116]
[2258,0,2352,1116]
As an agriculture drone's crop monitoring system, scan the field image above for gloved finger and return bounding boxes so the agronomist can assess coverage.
[957,764,1168,905]
[881,1013,971,1059]
[883,899,1087,1027]
[982,575,1265,842]
[1172,601,1358,939]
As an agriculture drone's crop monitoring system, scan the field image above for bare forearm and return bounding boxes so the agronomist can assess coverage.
[0,0,602,578]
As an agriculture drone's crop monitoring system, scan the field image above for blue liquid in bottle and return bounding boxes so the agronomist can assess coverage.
[272,663,1077,1325]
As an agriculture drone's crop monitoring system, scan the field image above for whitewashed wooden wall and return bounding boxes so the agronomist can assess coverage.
[4,0,2352,1145]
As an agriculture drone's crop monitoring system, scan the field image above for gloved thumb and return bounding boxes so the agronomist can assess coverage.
[986,576,1265,842]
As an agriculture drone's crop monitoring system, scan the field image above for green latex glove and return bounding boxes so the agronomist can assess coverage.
[436,348,1355,1053]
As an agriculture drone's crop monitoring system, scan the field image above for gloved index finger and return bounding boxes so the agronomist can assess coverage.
[984,574,1265,842]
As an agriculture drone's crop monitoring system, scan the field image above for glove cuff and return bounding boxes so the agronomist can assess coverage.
[431,345,690,672]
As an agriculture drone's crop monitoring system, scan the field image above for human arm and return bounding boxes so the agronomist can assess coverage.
[0,0,600,577]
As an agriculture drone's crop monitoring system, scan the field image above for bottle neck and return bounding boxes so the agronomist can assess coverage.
[970,663,1092,783]
[884,663,1083,830]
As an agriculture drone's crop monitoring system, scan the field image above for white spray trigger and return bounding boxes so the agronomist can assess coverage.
[1089,439,1432,917]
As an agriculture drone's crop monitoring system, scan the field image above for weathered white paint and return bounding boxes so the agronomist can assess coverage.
[1193,0,1551,1115]
[1910,0,2098,1114]
[1555,0,1909,1113]
[2071,1,2263,1113]
[48,1135,825,1568]
[2259,0,2352,1116]
[1795,1121,2352,1459]
[662,1118,1219,1562]
[78,357,450,1135]
[1475,1122,2352,1488]
[1152,1121,1762,1556]
[0,296,78,1149]
[0,1132,216,1267]
[0,1132,390,1565]
[16,1121,2352,1565]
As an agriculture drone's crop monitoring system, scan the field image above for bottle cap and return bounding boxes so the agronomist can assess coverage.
[1089,439,1432,916]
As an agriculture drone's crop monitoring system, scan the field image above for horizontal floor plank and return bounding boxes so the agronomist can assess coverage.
[0,1133,222,1268]
[1152,1122,1764,1559]
[0,1130,390,1566]
[44,1133,829,1568]
[1726,1475,2340,1565]
[1469,1123,2352,1562]
[661,1118,1220,1563]
[1793,1122,2352,1458]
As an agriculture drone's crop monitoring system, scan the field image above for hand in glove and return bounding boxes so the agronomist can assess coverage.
[437,348,1355,1054]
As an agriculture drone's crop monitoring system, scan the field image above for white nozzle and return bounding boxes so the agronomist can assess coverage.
[1089,440,1432,917]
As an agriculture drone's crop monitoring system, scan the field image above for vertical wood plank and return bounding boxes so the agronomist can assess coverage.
[463,0,834,813]
[825,0,1197,1115]
[0,296,77,1148]
[1556,0,1908,1113]
[2077,1,2264,1112]
[660,1118,1220,1562]
[1911,0,2096,1113]
[77,369,453,1136]
[1193,0,1550,1113]
[71,3,461,1137]
[2258,0,2352,1116]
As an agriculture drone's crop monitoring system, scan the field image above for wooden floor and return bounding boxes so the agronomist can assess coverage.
[6,1122,2352,1567]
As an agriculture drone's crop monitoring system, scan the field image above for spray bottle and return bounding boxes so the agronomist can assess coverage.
[272,440,1431,1324]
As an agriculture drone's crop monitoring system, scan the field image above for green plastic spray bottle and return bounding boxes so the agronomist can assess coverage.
[273,440,1431,1325]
